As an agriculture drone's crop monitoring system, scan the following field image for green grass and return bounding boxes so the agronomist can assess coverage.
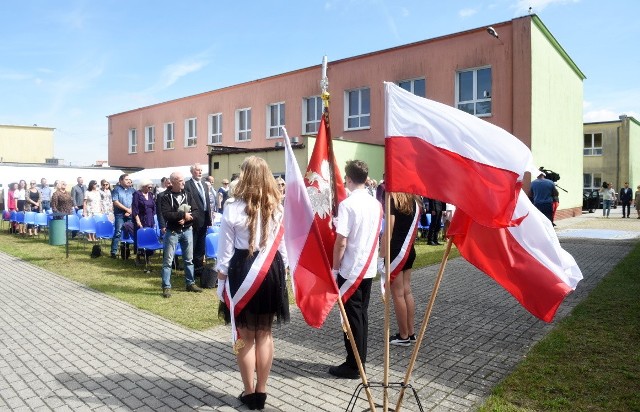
[0,230,455,330]
[478,242,640,412]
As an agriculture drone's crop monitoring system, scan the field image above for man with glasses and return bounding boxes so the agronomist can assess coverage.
[110,174,135,259]
[184,163,212,278]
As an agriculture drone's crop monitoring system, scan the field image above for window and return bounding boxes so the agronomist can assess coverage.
[583,173,602,189]
[267,102,285,138]
[236,108,251,141]
[185,118,197,147]
[304,96,323,134]
[208,113,222,144]
[164,122,174,150]
[456,67,492,116]
[345,87,370,130]
[128,129,137,154]
[584,133,603,155]
[144,126,155,152]
[399,78,426,97]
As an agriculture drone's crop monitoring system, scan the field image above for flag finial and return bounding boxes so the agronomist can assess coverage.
[320,55,330,108]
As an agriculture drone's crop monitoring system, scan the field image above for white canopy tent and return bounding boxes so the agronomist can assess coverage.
[0,164,125,210]
[128,165,193,187]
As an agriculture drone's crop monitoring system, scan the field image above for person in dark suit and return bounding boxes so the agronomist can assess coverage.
[619,182,633,218]
[184,163,212,277]
[426,197,446,245]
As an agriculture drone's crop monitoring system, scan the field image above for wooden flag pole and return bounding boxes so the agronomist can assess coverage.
[395,237,453,411]
[337,298,378,412]
[382,192,392,411]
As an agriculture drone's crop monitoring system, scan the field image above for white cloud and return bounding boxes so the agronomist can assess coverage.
[400,7,409,17]
[459,8,478,18]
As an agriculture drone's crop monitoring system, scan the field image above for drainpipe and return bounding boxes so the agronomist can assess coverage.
[617,115,627,190]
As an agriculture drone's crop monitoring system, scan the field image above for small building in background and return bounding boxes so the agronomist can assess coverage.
[0,124,55,164]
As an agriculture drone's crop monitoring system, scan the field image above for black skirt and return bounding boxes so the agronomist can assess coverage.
[390,244,416,272]
[219,249,290,331]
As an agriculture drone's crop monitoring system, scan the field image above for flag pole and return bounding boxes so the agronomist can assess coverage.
[382,192,392,410]
[336,299,377,411]
[395,237,453,411]
[321,55,376,411]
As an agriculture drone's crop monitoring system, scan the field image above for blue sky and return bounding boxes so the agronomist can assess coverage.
[1,0,638,166]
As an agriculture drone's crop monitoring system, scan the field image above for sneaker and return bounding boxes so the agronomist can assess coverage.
[328,362,359,379]
[389,333,410,347]
[162,288,172,298]
[186,283,203,293]
[409,334,417,343]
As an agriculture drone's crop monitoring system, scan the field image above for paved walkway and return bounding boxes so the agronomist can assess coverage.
[1,209,639,411]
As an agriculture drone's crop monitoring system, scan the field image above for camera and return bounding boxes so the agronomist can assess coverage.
[602,181,608,188]
[539,167,560,183]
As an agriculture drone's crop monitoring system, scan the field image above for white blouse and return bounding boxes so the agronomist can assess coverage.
[216,199,288,275]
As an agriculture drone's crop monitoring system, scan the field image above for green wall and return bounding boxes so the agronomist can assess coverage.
[530,17,585,210]
[628,117,640,187]
[306,137,385,181]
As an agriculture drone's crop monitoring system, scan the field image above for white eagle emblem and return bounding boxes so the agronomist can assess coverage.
[305,160,333,219]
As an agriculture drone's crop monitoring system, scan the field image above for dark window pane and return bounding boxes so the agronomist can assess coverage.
[583,134,591,147]
[399,81,411,92]
[349,91,359,116]
[594,133,602,147]
[348,118,359,128]
[458,71,473,101]
[361,88,370,114]
[476,101,491,115]
[477,68,492,99]
[457,102,474,114]
[413,79,426,97]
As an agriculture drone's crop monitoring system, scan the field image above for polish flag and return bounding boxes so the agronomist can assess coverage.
[283,131,340,328]
[385,82,537,228]
[448,190,583,322]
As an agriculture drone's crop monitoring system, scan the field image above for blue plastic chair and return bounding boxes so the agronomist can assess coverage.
[35,213,49,239]
[136,227,164,272]
[92,214,108,222]
[205,232,219,261]
[1,210,10,230]
[79,217,97,243]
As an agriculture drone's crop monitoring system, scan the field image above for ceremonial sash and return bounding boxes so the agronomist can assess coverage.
[338,207,383,303]
[380,200,420,295]
[223,219,285,346]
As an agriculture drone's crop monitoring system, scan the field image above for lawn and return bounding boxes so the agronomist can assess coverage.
[478,242,640,412]
[0,230,457,330]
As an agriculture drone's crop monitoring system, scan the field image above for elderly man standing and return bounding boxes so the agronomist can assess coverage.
[184,163,212,278]
[110,174,135,259]
[39,178,52,213]
[160,172,203,298]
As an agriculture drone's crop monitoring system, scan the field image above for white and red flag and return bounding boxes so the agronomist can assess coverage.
[448,190,582,322]
[384,82,537,228]
[283,112,345,328]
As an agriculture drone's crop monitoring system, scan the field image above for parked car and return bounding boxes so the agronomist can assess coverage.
[583,189,600,213]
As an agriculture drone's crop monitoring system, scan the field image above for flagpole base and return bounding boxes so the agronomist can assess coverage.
[346,382,424,412]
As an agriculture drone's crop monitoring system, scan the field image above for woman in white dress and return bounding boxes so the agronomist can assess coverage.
[83,180,103,241]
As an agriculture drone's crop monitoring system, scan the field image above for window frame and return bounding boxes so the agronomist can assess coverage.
[128,128,137,154]
[163,122,175,150]
[398,77,426,98]
[303,96,323,134]
[583,173,602,189]
[266,102,285,139]
[583,132,603,156]
[208,113,223,145]
[184,117,197,148]
[455,66,492,117]
[344,87,371,131]
[235,108,252,142]
[144,125,155,152]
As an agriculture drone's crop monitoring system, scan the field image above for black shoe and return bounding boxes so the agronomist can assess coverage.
[409,334,416,343]
[328,362,359,379]
[427,241,434,246]
[433,241,442,246]
[389,333,410,347]
[239,392,256,410]
[254,393,266,410]
[110,253,117,259]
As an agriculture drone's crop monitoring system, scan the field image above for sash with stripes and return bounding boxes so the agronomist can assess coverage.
[223,219,285,350]
[380,199,420,295]
[339,206,383,303]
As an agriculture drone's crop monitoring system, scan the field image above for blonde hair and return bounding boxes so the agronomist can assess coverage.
[390,192,420,215]
[234,156,282,255]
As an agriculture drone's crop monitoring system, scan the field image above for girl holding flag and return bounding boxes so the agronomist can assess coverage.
[216,156,289,410]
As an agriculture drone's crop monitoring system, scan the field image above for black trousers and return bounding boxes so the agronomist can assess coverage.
[428,211,443,242]
[192,224,207,275]
[621,201,631,217]
[337,276,372,369]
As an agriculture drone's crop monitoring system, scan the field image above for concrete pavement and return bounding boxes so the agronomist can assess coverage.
[0,209,638,411]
